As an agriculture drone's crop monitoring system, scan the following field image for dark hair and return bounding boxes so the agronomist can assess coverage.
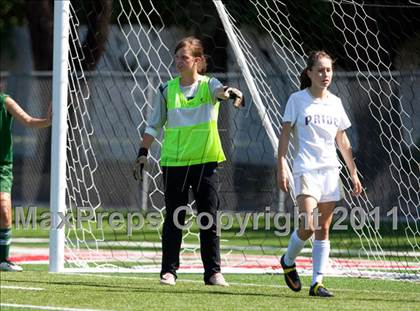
[174,36,207,74]
[299,50,334,90]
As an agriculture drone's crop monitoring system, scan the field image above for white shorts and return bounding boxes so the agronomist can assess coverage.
[293,168,344,203]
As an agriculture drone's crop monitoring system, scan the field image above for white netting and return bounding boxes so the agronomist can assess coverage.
[57,0,419,279]
[65,2,103,267]
[330,0,420,272]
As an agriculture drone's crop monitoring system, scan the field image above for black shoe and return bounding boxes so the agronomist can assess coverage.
[309,282,334,297]
[280,254,301,292]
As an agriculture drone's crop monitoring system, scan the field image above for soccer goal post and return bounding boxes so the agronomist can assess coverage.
[50,0,420,280]
[50,0,71,273]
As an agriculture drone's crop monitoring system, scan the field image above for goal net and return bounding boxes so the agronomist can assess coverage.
[50,0,420,280]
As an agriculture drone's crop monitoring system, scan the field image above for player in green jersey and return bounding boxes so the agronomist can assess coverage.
[0,92,51,271]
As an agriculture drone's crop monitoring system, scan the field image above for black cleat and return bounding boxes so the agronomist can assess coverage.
[280,254,302,292]
[309,282,334,297]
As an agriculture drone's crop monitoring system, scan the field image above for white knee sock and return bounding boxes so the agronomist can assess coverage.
[283,231,306,266]
[311,239,330,286]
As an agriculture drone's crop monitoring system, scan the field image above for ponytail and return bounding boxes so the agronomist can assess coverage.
[197,55,207,75]
[299,68,311,90]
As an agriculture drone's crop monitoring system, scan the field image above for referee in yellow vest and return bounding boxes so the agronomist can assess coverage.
[133,37,244,286]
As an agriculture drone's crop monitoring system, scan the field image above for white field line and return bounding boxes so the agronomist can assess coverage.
[0,303,110,311]
[66,273,420,295]
[1,285,44,291]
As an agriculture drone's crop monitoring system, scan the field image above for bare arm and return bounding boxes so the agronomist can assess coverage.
[5,96,51,128]
[140,133,155,149]
[277,122,292,192]
[336,130,362,196]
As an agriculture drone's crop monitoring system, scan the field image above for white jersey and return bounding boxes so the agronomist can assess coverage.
[283,88,351,174]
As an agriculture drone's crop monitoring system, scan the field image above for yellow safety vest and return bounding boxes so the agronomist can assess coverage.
[160,76,226,166]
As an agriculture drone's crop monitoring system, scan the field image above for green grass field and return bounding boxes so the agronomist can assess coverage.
[3,206,419,310]
[1,265,420,311]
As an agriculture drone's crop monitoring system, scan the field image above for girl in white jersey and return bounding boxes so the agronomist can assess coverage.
[278,51,362,297]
